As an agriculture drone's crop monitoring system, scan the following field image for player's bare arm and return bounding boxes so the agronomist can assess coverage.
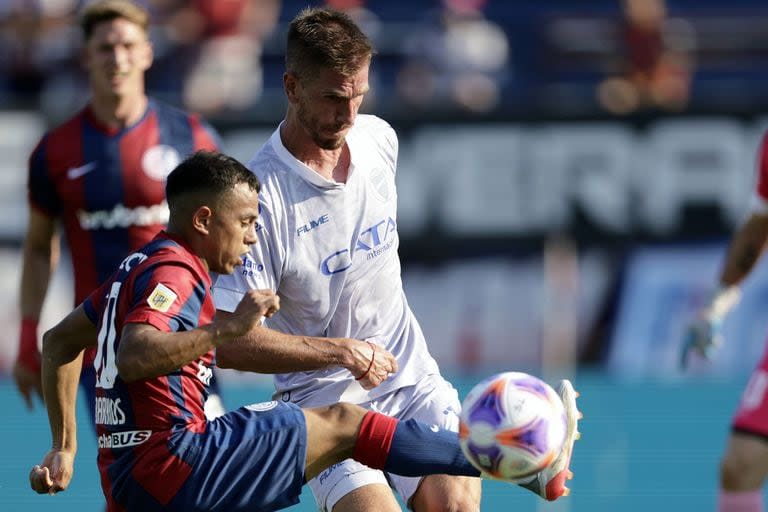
[719,212,768,285]
[215,316,398,389]
[117,289,280,382]
[32,304,97,494]
[14,209,60,409]
[682,211,768,366]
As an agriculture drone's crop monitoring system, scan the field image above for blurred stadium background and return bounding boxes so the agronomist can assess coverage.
[3,0,768,510]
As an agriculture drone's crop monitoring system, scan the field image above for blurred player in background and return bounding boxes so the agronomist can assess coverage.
[683,132,768,511]
[13,1,223,419]
[29,150,488,511]
[211,7,579,511]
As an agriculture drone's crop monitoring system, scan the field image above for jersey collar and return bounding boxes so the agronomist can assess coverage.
[270,122,358,190]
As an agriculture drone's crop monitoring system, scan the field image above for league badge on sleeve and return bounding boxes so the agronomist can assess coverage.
[147,283,178,312]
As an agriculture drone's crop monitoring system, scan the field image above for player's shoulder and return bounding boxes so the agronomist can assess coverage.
[149,98,220,147]
[247,134,286,187]
[30,108,89,165]
[353,114,396,139]
[128,242,207,293]
[39,108,87,148]
[149,98,202,123]
[352,114,398,153]
[148,97,184,116]
[139,236,203,272]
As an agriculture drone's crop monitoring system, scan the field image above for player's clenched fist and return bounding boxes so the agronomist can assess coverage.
[219,290,280,339]
[29,449,74,495]
[348,338,399,390]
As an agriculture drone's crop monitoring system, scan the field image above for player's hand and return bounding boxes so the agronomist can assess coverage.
[681,314,723,368]
[13,360,43,410]
[680,286,740,369]
[226,289,280,336]
[30,449,74,495]
[348,338,398,390]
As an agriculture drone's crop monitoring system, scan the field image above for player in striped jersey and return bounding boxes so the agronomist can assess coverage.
[13,0,221,419]
[29,151,486,511]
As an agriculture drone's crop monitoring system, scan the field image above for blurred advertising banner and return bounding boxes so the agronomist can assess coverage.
[395,118,764,241]
[607,243,768,377]
[403,252,611,374]
[1,111,766,242]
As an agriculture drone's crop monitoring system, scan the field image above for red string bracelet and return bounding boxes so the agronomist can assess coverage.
[355,341,376,381]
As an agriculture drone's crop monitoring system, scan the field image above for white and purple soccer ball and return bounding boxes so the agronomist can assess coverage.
[459,372,567,481]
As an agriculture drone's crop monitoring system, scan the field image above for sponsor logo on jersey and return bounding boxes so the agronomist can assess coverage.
[245,400,279,412]
[147,283,177,313]
[66,161,97,180]
[240,254,264,276]
[196,360,213,386]
[77,201,169,230]
[320,217,397,275]
[297,213,329,236]
[98,430,152,449]
[95,396,126,425]
[142,145,181,181]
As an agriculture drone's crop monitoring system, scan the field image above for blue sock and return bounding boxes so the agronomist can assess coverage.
[384,419,481,477]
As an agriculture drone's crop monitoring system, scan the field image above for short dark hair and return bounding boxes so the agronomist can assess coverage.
[80,0,150,41]
[166,151,260,218]
[286,7,374,81]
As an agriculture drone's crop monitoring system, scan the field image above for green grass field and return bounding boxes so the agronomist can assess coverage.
[0,372,760,511]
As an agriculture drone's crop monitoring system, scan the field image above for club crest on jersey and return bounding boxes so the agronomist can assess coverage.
[142,145,181,181]
[147,283,177,312]
[369,167,391,201]
[245,401,279,412]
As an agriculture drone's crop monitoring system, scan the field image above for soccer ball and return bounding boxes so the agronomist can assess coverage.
[459,372,567,481]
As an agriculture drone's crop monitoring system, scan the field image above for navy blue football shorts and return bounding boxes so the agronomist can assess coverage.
[168,400,307,511]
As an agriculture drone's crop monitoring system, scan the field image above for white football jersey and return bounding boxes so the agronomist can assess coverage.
[212,115,440,406]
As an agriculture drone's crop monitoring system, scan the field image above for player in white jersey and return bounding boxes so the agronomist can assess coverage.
[212,7,579,511]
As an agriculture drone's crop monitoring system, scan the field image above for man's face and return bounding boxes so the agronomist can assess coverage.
[292,63,370,150]
[83,18,152,99]
[206,183,260,275]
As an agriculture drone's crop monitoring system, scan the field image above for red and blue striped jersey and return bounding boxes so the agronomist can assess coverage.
[83,231,215,507]
[28,99,219,307]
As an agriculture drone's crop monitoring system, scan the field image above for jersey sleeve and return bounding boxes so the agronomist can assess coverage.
[380,119,399,175]
[212,199,284,312]
[125,262,208,333]
[751,132,768,214]
[27,136,61,216]
[358,115,398,176]
[83,279,111,325]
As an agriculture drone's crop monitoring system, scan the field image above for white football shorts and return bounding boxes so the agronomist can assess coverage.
[308,373,461,511]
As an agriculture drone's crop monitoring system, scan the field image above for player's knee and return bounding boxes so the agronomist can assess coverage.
[720,449,768,490]
[411,477,481,512]
[330,402,367,429]
[315,402,368,439]
[412,494,480,512]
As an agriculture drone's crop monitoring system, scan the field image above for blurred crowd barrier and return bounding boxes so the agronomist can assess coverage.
[3,0,768,120]
[2,110,767,379]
